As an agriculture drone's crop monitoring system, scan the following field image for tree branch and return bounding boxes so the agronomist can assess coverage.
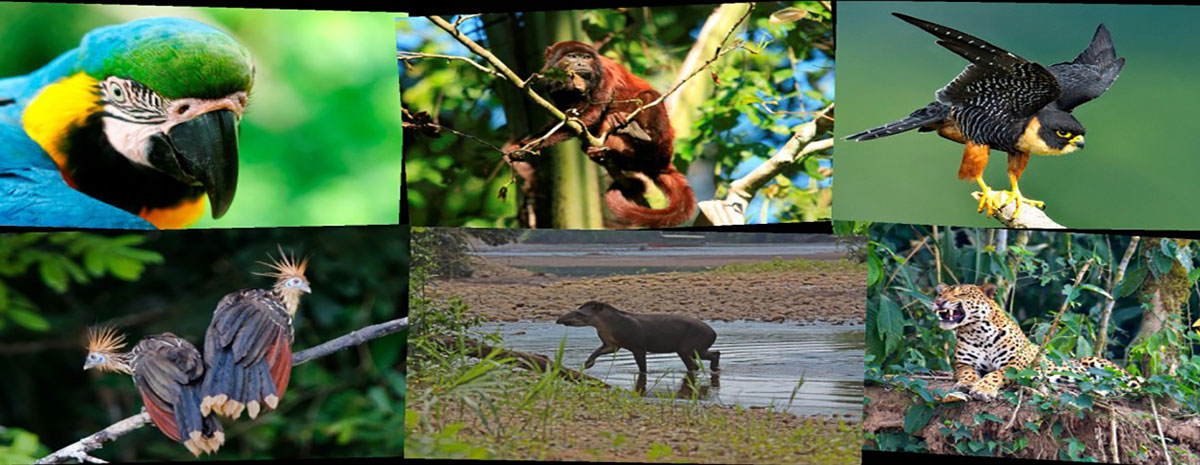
[397,51,502,77]
[35,317,409,464]
[971,192,1066,229]
[425,15,600,148]
[1096,237,1140,356]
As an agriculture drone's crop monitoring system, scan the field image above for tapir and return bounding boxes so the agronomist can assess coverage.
[555,301,720,372]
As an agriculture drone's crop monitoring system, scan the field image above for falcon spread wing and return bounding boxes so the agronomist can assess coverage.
[1048,24,1125,112]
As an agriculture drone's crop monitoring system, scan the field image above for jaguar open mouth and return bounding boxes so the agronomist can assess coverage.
[937,307,966,327]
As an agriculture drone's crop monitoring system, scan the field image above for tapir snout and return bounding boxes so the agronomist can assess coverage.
[555,310,589,326]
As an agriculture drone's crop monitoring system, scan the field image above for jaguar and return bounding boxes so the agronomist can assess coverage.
[932,283,1140,401]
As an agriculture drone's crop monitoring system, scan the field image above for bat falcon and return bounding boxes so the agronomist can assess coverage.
[846,13,1125,218]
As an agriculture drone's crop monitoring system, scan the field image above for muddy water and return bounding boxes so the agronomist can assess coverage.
[481,320,864,417]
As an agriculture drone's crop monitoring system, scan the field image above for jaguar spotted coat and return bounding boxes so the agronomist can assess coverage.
[932,283,1139,401]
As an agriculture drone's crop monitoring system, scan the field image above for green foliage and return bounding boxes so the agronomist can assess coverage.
[0,233,161,333]
[866,225,1157,369]
[0,427,48,465]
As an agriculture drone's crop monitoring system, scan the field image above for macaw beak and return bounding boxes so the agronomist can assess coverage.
[147,110,240,219]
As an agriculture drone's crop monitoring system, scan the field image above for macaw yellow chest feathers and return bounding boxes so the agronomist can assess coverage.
[11,17,254,229]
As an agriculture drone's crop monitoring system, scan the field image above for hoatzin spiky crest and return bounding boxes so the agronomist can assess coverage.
[84,326,224,456]
[201,246,310,420]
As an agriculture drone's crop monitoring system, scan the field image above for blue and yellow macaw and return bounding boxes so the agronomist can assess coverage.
[0,17,253,229]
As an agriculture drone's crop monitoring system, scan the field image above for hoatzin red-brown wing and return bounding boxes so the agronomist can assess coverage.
[130,333,224,456]
[201,289,295,420]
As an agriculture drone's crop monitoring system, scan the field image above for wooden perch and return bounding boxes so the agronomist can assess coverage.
[428,335,612,388]
[970,191,1066,229]
[35,317,409,464]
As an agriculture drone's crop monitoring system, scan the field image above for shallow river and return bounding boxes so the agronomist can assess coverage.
[480,320,864,417]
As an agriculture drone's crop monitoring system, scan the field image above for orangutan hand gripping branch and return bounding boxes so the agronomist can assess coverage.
[502,41,695,228]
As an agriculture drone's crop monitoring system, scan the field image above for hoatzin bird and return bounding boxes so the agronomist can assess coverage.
[846,13,1124,218]
[83,326,224,456]
[201,248,310,420]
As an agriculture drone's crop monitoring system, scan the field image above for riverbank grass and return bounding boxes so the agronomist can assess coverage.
[406,336,861,464]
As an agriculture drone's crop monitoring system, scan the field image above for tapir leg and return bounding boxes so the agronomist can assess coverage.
[584,343,618,369]
[678,351,700,371]
[701,350,721,371]
[632,350,648,373]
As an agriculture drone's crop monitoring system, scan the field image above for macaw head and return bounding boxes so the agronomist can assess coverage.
[23,17,254,227]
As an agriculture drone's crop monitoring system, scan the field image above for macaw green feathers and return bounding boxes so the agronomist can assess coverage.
[76,17,252,100]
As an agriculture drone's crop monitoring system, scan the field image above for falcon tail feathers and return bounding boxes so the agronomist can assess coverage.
[845,103,948,141]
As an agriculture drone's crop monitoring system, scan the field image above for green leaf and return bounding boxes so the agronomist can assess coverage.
[1118,265,1147,298]
[38,265,66,295]
[867,243,883,287]
[1079,283,1112,300]
[106,256,147,281]
[7,307,49,331]
[877,296,904,356]
[903,403,934,434]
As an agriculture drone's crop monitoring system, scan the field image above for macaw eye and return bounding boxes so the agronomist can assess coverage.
[1055,130,1072,138]
[107,83,126,102]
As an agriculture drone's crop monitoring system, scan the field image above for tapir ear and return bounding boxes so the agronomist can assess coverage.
[935,283,948,294]
[980,283,998,299]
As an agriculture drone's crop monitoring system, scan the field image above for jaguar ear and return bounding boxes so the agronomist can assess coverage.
[935,283,948,294]
[980,283,998,299]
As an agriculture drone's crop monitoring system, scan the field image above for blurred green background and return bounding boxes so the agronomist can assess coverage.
[836,2,1200,230]
[0,227,406,462]
[0,2,403,228]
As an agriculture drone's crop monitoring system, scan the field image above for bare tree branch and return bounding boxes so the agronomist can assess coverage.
[425,15,600,147]
[397,51,502,77]
[35,317,409,464]
[970,192,1067,229]
[1096,237,1140,356]
[292,317,409,364]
